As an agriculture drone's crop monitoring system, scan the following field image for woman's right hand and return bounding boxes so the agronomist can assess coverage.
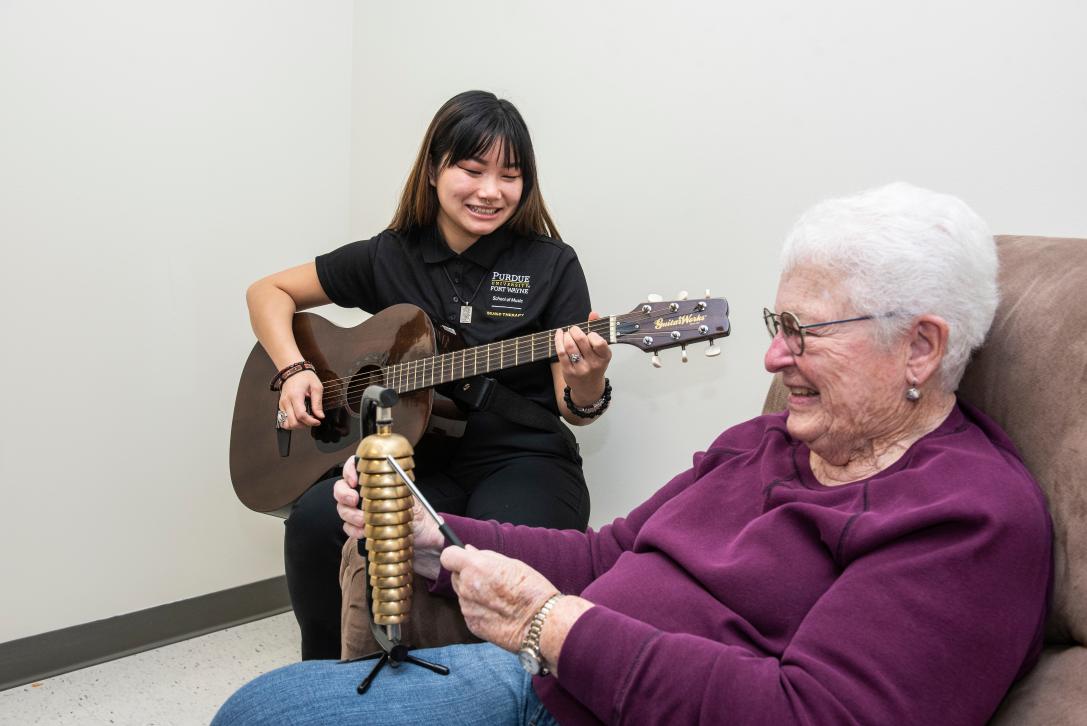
[333,457,445,578]
[277,370,324,428]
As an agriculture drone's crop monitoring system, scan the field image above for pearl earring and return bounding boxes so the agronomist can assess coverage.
[906,386,921,401]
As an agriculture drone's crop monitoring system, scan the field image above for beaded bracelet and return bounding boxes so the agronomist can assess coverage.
[563,378,612,419]
[270,360,317,391]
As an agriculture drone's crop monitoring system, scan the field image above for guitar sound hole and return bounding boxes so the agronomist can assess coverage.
[345,365,384,415]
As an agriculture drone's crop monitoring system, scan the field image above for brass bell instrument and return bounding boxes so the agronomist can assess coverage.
[354,406,415,641]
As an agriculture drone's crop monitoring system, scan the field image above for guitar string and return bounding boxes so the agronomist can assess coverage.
[310,310,706,403]
[314,316,615,402]
[293,308,712,404]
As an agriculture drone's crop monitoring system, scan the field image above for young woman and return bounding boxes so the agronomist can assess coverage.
[246,90,613,659]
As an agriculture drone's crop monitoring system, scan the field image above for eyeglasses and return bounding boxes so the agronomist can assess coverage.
[762,307,875,356]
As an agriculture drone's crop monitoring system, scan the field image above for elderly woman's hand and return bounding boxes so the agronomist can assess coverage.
[440,545,560,654]
[333,457,445,578]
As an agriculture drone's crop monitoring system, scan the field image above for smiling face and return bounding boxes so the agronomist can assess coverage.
[764,266,913,465]
[431,142,523,252]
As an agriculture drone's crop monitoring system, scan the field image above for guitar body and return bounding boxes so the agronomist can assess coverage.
[229,304,436,516]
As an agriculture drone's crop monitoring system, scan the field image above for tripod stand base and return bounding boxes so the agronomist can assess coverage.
[344,644,451,694]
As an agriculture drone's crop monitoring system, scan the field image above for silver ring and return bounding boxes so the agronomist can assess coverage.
[276,409,288,428]
[568,353,581,364]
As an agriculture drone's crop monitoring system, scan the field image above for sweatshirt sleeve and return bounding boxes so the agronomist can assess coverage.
[428,460,703,597]
[553,479,1052,725]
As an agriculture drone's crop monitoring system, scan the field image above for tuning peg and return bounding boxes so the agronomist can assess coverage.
[651,353,663,368]
[705,341,722,357]
[681,345,689,363]
[647,293,663,303]
[677,290,688,301]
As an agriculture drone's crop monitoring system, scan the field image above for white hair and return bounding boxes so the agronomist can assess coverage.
[780,182,998,391]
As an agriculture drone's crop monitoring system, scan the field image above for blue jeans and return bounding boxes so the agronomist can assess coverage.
[212,642,559,725]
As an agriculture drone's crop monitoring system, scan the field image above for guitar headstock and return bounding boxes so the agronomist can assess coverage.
[613,297,730,356]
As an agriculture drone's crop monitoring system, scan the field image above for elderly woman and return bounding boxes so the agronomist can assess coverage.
[214,183,1051,725]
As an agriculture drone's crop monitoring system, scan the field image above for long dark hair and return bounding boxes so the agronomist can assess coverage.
[389,90,560,239]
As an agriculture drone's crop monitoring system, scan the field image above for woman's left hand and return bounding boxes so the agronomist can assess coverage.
[555,311,612,406]
[440,545,559,653]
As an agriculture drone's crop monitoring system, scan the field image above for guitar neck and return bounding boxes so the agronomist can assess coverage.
[386,317,614,393]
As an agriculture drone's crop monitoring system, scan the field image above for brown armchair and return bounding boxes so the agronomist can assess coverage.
[969,235,1086,723]
[340,234,1087,723]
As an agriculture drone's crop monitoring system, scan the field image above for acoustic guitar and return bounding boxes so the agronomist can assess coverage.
[229,297,730,515]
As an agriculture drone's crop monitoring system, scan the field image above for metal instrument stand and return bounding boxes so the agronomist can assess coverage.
[345,385,450,694]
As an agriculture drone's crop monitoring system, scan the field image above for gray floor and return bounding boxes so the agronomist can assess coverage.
[0,613,301,725]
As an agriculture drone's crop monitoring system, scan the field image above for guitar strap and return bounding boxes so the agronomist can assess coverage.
[449,375,580,461]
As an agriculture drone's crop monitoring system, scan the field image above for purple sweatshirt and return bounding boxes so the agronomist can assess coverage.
[437,401,1052,725]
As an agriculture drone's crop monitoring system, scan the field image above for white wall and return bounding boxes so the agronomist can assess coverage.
[3,0,1084,645]
[351,0,1087,524]
[0,1,353,642]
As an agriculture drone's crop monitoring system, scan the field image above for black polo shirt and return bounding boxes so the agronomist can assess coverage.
[315,225,591,413]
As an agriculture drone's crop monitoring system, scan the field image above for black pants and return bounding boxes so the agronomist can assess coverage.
[283,413,591,660]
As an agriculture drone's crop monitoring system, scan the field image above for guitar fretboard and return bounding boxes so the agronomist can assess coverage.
[384,317,613,393]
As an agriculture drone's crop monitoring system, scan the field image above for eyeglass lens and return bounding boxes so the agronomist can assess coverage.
[763,309,805,355]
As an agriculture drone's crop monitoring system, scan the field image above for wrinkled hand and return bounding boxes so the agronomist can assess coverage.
[277,370,324,428]
[333,457,444,578]
[440,545,559,653]
[554,311,611,406]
